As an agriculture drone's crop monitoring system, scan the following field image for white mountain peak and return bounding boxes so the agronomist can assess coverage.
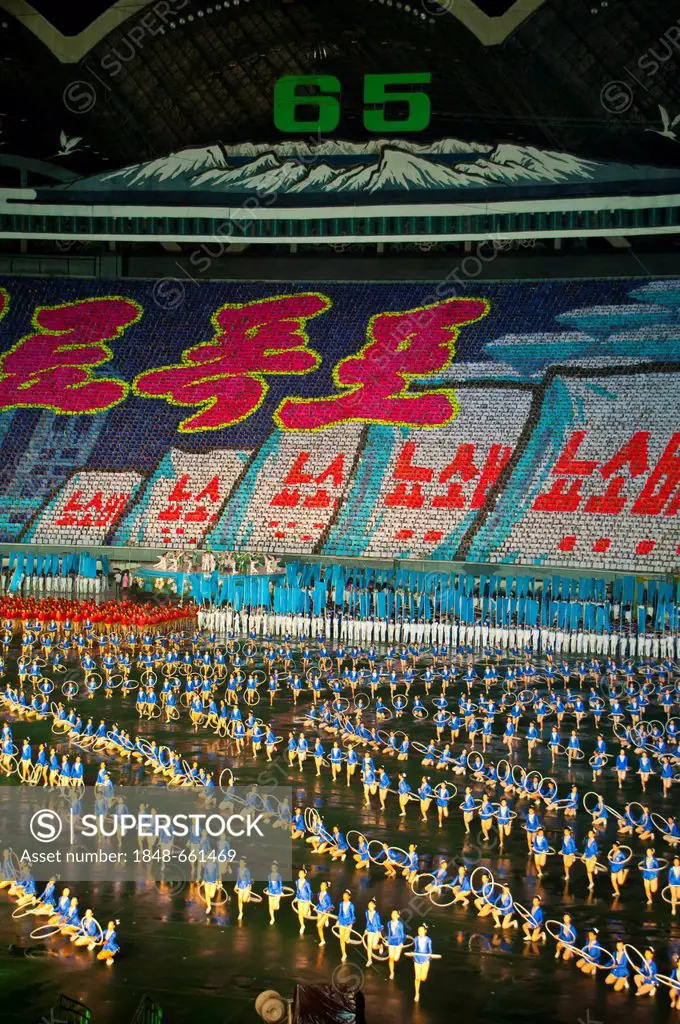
[60,136,677,196]
[99,144,226,187]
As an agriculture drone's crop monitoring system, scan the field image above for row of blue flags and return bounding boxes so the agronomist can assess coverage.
[6,551,108,591]
[9,550,676,636]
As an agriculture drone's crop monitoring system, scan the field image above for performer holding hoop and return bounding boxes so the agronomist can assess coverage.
[410,924,438,1003]
[553,914,577,961]
[521,895,546,943]
[234,858,252,921]
[364,899,383,966]
[295,869,313,934]
[640,848,663,904]
[605,941,630,992]
[387,910,406,979]
[315,882,333,946]
[668,856,680,915]
[96,922,120,967]
[266,862,283,925]
[632,947,658,997]
[336,890,356,962]
[668,961,680,1008]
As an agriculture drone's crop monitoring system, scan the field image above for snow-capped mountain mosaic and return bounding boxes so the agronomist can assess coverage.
[54,137,680,203]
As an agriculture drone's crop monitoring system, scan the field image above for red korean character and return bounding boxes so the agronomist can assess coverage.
[632,433,680,515]
[0,297,139,414]
[275,297,489,430]
[532,431,597,512]
[385,443,433,509]
[133,293,328,432]
[584,432,650,514]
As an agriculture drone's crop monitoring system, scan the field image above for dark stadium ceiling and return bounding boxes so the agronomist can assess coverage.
[0,0,679,183]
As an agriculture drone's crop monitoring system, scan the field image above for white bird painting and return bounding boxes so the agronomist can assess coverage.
[52,130,84,157]
[645,105,680,142]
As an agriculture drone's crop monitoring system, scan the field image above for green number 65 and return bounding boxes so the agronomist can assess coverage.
[273,73,431,134]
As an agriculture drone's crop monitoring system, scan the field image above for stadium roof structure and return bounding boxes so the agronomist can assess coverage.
[1,0,680,244]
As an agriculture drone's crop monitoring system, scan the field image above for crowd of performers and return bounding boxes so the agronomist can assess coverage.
[0,597,193,970]
[0,594,680,1004]
[9,570,109,596]
[0,859,119,964]
[197,604,679,659]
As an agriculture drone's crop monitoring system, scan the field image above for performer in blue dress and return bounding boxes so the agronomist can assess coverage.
[364,898,383,966]
[315,882,333,946]
[336,890,356,962]
[605,940,630,992]
[387,909,406,979]
[295,869,313,935]
[266,861,283,925]
[412,924,435,1003]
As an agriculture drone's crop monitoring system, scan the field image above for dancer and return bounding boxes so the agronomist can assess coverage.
[267,862,283,925]
[576,929,602,977]
[364,899,383,966]
[554,913,576,961]
[337,890,356,963]
[640,848,660,904]
[381,909,406,985]
[412,924,435,1003]
[669,856,680,916]
[295,868,313,934]
[96,921,120,966]
[521,895,545,943]
[608,842,629,897]
[234,858,252,921]
[633,947,658,998]
[605,941,630,992]
[315,881,333,946]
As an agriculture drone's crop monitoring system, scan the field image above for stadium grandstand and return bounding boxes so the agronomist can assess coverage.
[0,2,679,1024]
